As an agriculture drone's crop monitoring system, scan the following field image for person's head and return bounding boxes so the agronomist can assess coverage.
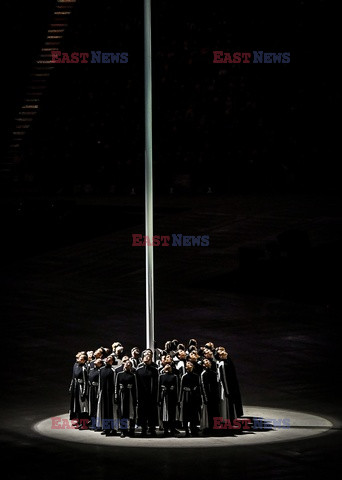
[218,350,228,360]
[164,354,172,364]
[216,346,226,353]
[87,350,94,361]
[131,347,140,358]
[76,350,86,357]
[105,356,113,365]
[115,345,124,358]
[188,345,197,354]
[178,350,187,360]
[171,339,179,350]
[189,351,199,363]
[197,347,205,357]
[102,347,111,357]
[143,352,152,365]
[124,360,132,371]
[177,343,185,351]
[112,342,122,351]
[160,355,167,366]
[94,348,103,359]
[164,340,172,352]
[77,354,87,364]
[186,361,194,373]
[205,342,214,351]
[204,348,213,359]
[163,364,172,374]
[188,338,197,348]
[203,358,211,369]
[121,355,129,364]
[94,358,104,368]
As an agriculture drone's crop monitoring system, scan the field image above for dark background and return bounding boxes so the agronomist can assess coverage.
[1,1,341,479]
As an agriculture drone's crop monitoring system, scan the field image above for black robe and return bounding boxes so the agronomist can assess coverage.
[200,368,220,429]
[136,363,159,428]
[116,370,137,420]
[158,372,179,423]
[69,362,89,420]
[96,365,115,429]
[179,371,201,425]
[88,367,100,418]
[217,357,243,419]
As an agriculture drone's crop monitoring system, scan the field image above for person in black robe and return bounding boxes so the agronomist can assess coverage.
[217,349,243,422]
[69,353,89,427]
[158,364,179,436]
[88,358,103,427]
[96,356,117,436]
[136,351,159,436]
[115,360,138,437]
[200,359,220,434]
[112,356,130,429]
[179,361,201,436]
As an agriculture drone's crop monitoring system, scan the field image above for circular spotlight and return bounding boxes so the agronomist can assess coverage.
[33,406,333,448]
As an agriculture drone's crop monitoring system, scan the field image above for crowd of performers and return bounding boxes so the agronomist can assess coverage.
[69,339,243,437]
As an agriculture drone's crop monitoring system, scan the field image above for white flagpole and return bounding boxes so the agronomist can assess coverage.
[144,0,154,351]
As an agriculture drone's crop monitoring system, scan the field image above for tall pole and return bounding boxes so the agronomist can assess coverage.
[144,0,154,351]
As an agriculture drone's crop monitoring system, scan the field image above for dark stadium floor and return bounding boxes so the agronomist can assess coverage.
[1,192,341,480]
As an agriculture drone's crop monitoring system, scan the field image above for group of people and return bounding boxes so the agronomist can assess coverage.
[69,339,243,438]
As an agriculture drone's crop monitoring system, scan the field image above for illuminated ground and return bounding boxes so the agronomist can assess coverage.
[33,406,334,448]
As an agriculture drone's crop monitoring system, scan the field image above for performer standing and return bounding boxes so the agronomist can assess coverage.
[179,361,201,436]
[136,351,159,436]
[88,358,103,426]
[217,349,243,422]
[158,364,179,436]
[115,360,137,437]
[69,353,89,426]
[200,359,220,434]
[96,356,116,436]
